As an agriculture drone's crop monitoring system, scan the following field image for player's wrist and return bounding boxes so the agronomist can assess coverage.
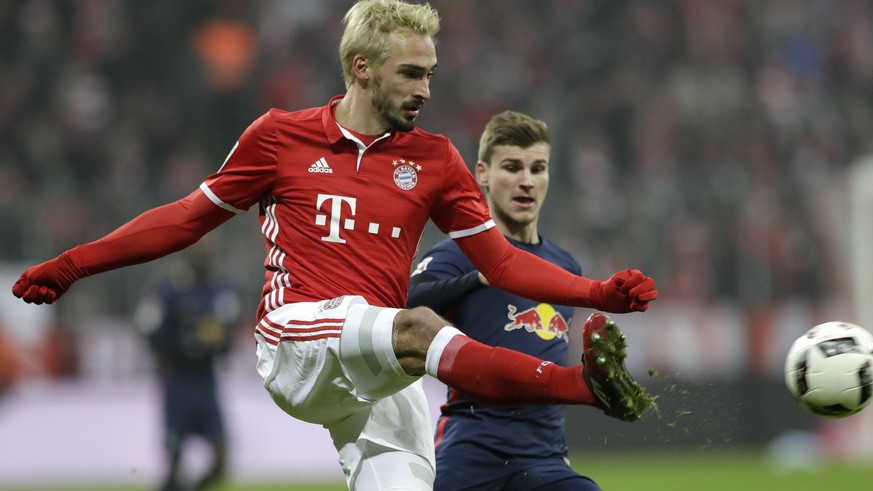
[573,276,598,307]
[59,248,90,281]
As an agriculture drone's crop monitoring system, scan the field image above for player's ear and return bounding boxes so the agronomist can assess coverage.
[475,160,489,187]
[353,55,370,87]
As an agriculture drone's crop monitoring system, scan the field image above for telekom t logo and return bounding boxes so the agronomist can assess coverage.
[314,193,402,243]
[315,194,356,243]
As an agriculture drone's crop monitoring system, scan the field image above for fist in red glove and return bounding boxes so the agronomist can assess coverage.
[589,269,658,313]
[11,252,85,305]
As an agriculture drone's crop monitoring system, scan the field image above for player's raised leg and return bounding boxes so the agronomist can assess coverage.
[393,306,656,419]
[394,307,596,407]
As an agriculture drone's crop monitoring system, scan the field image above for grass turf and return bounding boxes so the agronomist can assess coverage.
[575,448,873,491]
[6,447,872,490]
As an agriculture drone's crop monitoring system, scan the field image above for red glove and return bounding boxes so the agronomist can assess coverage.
[12,251,87,305]
[588,269,658,313]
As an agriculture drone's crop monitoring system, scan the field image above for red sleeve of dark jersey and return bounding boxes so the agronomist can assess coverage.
[453,227,597,308]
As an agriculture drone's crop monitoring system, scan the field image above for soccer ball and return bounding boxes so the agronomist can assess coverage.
[784,321,873,418]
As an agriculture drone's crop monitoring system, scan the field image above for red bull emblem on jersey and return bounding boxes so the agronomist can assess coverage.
[392,159,420,190]
[504,303,570,342]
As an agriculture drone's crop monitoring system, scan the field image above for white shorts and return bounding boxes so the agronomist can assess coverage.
[254,295,435,490]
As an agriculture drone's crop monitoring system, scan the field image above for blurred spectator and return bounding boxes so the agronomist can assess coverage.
[135,240,242,491]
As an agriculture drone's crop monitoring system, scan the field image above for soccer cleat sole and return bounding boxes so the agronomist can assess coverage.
[583,313,656,422]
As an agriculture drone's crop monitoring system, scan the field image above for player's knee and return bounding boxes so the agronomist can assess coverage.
[395,307,446,340]
[393,307,447,374]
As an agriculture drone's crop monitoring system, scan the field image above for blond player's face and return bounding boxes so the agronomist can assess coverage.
[370,33,437,132]
[476,143,551,231]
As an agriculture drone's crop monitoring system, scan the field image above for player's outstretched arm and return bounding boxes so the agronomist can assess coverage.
[12,189,234,305]
[454,227,658,313]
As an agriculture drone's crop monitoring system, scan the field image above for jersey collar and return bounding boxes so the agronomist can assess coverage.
[323,95,346,145]
[323,94,393,147]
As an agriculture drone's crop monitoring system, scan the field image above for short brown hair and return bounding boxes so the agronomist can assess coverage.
[478,110,550,164]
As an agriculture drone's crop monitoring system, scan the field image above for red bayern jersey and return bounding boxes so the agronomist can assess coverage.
[200,95,494,319]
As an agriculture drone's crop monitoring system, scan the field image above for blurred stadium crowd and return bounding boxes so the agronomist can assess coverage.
[1,0,873,388]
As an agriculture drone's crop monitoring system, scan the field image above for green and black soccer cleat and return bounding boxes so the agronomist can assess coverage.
[582,312,656,422]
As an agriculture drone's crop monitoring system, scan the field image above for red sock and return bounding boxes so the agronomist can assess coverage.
[436,336,599,407]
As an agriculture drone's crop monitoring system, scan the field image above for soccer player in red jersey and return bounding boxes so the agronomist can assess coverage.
[12,1,658,488]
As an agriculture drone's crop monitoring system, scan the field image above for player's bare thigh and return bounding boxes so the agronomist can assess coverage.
[392,306,451,376]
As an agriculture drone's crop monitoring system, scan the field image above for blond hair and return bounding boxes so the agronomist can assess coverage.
[478,111,550,163]
[339,0,440,88]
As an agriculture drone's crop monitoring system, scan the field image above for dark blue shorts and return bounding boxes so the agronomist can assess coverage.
[435,453,601,491]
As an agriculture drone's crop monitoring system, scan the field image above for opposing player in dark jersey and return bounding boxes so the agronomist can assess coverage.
[136,242,240,491]
[12,1,657,488]
[410,111,616,490]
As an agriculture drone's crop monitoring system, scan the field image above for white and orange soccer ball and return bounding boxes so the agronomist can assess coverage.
[784,321,873,418]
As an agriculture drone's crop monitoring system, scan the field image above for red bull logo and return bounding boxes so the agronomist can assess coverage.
[504,303,570,342]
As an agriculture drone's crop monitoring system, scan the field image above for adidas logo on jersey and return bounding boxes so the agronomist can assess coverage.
[309,158,333,174]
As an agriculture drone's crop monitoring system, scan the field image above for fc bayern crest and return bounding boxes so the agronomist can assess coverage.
[393,164,418,190]
[322,296,345,310]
